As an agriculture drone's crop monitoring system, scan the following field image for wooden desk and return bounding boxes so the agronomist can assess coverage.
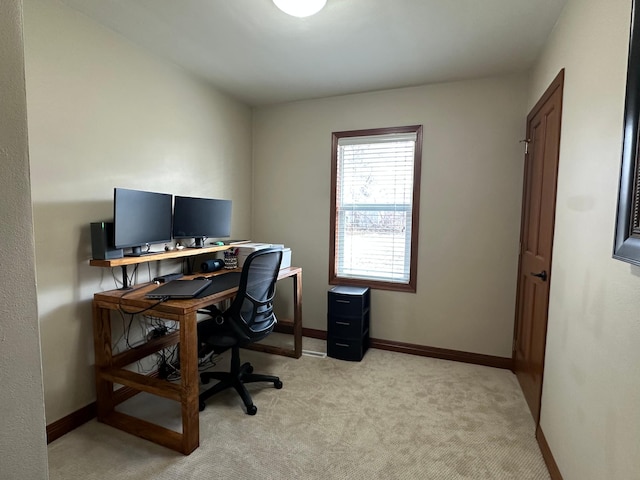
[92,267,302,454]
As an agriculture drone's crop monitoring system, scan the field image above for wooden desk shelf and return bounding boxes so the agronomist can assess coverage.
[89,244,230,268]
[90,245,230,289]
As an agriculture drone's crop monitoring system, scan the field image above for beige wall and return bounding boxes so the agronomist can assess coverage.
[529,0,640,478]
[23,0,253,423]
[22,1,639,476]
[0,0,49,478]
[253,75,528,358]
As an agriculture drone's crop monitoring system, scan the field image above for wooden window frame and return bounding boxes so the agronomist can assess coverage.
[329,125,422,293]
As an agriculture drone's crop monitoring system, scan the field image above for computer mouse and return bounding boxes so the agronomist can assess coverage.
[195,276,209,280]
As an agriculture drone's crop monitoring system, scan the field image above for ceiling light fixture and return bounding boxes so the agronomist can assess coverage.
[273,0,327,18]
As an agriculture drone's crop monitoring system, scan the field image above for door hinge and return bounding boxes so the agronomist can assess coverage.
[519,138,530,155]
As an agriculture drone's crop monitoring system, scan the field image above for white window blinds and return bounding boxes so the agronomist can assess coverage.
[335,131,417,284]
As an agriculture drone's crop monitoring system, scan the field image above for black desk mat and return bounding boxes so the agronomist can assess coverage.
[195,272,242,298]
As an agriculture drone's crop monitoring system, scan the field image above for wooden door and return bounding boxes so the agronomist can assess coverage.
[513,70,564,423]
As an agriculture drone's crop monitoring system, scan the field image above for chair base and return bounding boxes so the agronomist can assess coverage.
[199,347,282,415]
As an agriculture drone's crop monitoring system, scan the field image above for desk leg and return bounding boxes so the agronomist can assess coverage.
[93,303,114,420]
[292,270,303,358]
[180,311,200,454]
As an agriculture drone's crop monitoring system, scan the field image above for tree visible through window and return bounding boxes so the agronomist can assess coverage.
[330,125,422,292]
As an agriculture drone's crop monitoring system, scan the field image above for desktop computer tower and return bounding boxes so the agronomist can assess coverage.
[90,222,124,260]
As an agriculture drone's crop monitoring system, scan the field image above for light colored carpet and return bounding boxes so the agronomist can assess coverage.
[47,338,550,479]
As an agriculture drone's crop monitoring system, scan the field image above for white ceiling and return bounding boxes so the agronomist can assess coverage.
[59,0,567,106]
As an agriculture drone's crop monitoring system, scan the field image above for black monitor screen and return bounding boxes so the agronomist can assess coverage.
[172,196,232,248]
[113,188,173,256]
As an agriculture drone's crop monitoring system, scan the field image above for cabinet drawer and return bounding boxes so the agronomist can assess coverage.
[327,313,369,339]
[328,286,370,317]
[327,336,369,362]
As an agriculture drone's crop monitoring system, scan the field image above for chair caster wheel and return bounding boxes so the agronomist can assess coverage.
[200,375,210,385]
[246,405,257,415]
[274,380,283,389]
[199,401,206,412]
[247,365,254,374]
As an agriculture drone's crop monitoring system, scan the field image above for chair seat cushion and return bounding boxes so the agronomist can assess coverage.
[198,317,238,349]
[205,333,237,349]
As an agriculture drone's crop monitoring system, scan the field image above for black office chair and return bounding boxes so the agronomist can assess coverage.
[198,247,283,415]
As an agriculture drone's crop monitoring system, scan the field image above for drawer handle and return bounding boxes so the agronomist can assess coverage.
[335,343,350,347]
[335,321,351,326]
[335,300,350,304]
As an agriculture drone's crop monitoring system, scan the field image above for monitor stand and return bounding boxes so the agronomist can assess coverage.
[125,245,145,257]
[124,245,163,257]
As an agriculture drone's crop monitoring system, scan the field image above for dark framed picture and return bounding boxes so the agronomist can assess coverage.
[614,0,640,266]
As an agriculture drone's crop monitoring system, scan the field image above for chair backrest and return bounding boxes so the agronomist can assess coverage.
[226,247,283,342]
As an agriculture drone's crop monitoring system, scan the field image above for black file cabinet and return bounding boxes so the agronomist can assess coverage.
[327,286,370,361]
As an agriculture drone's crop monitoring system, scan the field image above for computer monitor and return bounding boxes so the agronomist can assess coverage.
[172,196,232,248]
[113,188,173,256]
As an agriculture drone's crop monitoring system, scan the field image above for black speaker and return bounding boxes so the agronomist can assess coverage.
[201,258,224,273]
[90,222,123,260]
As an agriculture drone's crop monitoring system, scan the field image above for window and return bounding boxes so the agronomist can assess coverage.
[330,125,422,292]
